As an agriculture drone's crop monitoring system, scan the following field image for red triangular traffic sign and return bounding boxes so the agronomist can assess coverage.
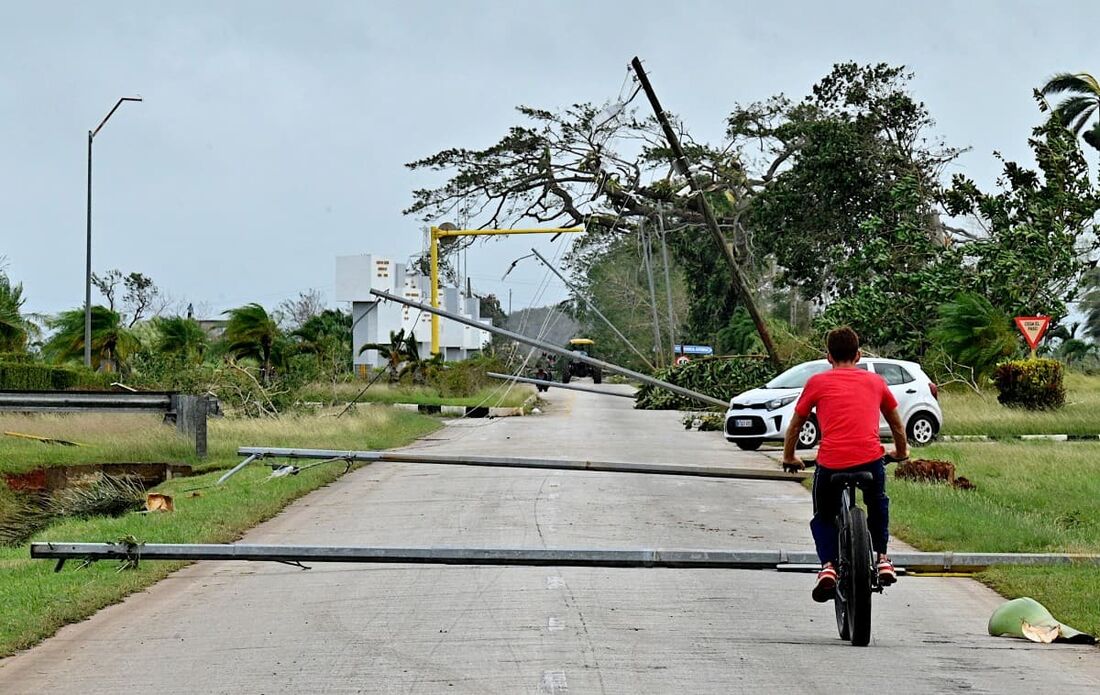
[1014,316,1051,351]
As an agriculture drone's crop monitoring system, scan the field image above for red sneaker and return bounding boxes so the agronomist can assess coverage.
[812,563,837,603]
[877,556,897,586]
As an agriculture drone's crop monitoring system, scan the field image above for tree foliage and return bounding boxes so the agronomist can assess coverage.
[944,117,1100,322]
[930,293,1018,378]
[222,303,283,381]
[0,266,35,353]
[404,63,960,352]
[42,306,141,372]
[154,316,208,363]
[1040,72,1100,151]
[91,269,164,328]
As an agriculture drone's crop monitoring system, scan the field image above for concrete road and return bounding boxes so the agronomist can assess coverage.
[2,387,1098,694]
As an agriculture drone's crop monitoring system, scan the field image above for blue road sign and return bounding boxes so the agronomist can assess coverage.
[674,344,714,355]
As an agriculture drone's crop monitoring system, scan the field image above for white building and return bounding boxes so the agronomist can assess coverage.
[335,254,492,373]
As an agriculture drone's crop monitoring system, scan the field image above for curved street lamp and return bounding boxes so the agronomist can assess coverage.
[85,96,142,368]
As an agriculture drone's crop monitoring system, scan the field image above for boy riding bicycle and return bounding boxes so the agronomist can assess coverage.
[782,327,908,602]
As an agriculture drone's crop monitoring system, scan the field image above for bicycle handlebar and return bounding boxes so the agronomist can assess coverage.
[790,453,908,471]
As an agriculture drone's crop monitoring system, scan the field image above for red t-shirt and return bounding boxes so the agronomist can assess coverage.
[794,366,897,469]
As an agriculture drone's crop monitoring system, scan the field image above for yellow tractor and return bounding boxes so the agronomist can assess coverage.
[560,338,602,384]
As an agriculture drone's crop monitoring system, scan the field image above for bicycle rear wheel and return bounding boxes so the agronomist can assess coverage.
[847,507,874,646]
[833,517,851,641]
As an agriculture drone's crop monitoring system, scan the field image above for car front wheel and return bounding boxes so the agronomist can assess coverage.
[907,413,938,446]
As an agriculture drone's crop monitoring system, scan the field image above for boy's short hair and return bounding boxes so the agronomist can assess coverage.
[826,326,860,362]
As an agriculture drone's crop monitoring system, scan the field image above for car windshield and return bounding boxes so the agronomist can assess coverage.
[765,362,830,389]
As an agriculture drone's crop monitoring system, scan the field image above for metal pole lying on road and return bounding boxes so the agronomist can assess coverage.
[32,542,1100,574]
[234,447,810,482]
[486,371,635,398]
[369,288,728,409]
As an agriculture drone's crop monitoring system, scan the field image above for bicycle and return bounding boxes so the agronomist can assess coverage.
[802,454,903,646]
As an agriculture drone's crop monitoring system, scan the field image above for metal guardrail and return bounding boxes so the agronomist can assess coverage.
[30,542,1100,573]
[0,390,172,413]
[0,390,212,457]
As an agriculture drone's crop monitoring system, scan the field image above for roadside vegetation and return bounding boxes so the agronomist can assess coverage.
[889,440,1100,637]
[0,406,438,657]
[938,372,1100,436]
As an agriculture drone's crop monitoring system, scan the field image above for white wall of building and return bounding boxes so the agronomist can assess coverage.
[335,254,492,371]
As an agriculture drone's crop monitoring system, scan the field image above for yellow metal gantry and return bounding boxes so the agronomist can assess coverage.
[428,225,584,356]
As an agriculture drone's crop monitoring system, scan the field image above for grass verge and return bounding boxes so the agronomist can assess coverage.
[889,441,1100,637]
[0,407,438,657]
[939,372,1100,436]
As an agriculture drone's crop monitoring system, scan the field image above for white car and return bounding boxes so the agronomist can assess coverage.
[723,358,942,451]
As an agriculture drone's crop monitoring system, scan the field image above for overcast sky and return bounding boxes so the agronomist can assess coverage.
[2,1,1097,320]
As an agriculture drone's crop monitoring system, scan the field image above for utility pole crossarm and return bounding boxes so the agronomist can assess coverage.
[628,58,782,370]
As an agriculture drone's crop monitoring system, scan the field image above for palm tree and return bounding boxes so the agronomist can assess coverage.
[0,272,34,353]
[1040,72,1100,150]
[43,306,141,372]
[154,316,208,363]
[358,328,420,381]
[222,303,282,381]
[1082,270,1100,342]
[931,293,1019,378]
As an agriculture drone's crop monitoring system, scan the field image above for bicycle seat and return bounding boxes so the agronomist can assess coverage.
[831,471,873,485]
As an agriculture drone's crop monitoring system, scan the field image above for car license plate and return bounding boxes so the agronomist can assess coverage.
[734,419,753,428]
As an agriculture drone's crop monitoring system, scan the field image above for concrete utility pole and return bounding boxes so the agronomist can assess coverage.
[629,57,782,369]
[640,222,664,368]
[658,210,677,363]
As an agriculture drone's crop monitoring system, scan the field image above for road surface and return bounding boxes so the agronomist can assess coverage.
[2,387,1097,693]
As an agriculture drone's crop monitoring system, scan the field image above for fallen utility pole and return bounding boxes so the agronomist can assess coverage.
[486,371,635,398]
[369,288,728,408]
[32,542,1100,574]
[529,247,654,370]
[629,57,782,370]
[234,447,810,482]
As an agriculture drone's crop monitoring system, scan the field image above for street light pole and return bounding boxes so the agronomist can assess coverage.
[84,96,142,368]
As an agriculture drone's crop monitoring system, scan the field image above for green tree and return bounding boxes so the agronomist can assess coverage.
[815,176,965,356]
[944,117,1100,322]
[43,306,141,372]
[222,303,283,381]
[293,309,352,379]
[1082,269,1100,342]
[154,316,208,363]
[0,269,35,353]
[405,63,955,351]
[1039,72,1100,150]
[358,328,420,382]
[931,294,1018,378]
[741,64,959,303]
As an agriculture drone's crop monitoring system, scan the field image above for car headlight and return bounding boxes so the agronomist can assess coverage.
[766,395,797,411]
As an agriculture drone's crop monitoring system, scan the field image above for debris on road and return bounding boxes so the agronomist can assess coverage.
[989,597,1096,644]
[895,459,975,490]
[144,493,174,512]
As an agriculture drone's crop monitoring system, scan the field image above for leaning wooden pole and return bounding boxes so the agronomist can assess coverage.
[629,57,782,370]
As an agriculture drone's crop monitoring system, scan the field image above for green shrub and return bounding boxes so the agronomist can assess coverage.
[635,356,775,410]
[0,362,83,390]
[992,358,1066,410]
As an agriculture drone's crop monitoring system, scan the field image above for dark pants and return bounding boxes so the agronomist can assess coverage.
[810,458,889,565]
